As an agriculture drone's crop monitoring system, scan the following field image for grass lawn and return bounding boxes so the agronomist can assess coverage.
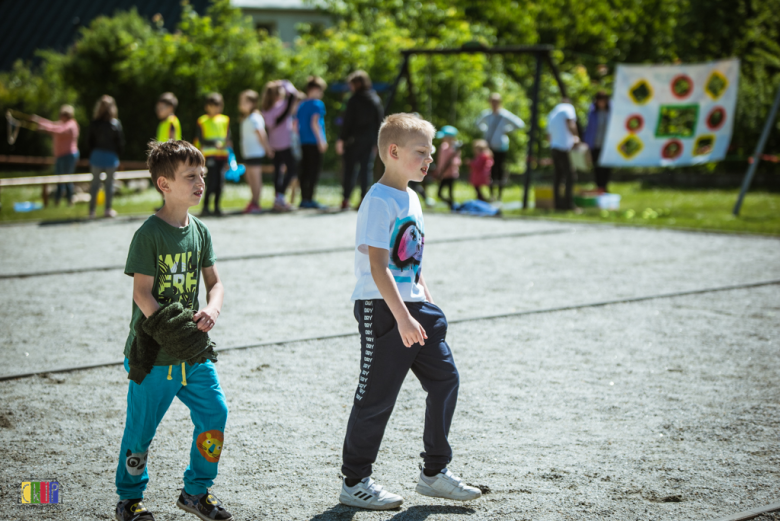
[493,182,780,236]
[1,174,778,236]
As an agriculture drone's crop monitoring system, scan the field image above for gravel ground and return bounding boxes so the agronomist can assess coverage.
[0,286,778,520]
[0,212,778,376]
[0,212,779,520]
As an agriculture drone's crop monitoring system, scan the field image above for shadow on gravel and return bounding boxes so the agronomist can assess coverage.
[310,504,476,520]
[387,505,477,519]
[309,504,362,520]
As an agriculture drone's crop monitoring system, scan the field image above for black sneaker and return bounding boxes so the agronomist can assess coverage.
[115,498,155,521]
[176,490,233,521]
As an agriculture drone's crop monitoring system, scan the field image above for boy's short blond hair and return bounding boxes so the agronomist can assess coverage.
[377,113,436,163]
[147,140,205,194]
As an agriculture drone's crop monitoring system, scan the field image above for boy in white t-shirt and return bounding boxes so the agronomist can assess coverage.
[339,113,482,510]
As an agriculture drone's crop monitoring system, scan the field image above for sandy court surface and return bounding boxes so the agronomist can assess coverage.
[0,211,779,520]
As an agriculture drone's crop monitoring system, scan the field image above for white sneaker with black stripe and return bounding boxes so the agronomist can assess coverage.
[339,477,404,510]
[415,469,482,501]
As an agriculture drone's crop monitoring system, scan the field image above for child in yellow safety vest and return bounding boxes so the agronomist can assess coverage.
[155,92,182,142]
[154,93,183,208]
[194,93,232,216]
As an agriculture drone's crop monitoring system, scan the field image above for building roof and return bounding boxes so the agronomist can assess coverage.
[0,0,210,71]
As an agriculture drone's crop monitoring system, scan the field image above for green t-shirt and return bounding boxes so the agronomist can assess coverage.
[124,214,216,365]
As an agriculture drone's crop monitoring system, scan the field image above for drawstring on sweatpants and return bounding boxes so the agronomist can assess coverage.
[167,364,188,386]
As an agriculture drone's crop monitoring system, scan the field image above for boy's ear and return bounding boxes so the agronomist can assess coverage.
[388,144,399,160]
[157,175,171,193]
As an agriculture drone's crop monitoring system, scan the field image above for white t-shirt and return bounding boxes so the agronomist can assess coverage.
[240,112,266,159]
[547,103,577,151]
[351,183,426,303]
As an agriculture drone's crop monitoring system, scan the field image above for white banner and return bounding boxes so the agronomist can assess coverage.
[599,58,739,167]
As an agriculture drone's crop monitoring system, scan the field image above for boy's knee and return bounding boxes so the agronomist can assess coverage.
[214,401,229,426]
[451,368,460,390]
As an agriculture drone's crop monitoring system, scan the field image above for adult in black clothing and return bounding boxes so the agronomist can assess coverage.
[88,95,125,218]
[335,70,384,210]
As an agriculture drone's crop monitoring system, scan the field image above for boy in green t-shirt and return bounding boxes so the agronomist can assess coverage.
[115,140,232,521]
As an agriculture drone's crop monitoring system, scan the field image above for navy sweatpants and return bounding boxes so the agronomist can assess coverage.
[342,299,460,479]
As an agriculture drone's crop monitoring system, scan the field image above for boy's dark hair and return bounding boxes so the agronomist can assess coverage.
[205,92,224,107]
[158,92,178,109]
[347,70,372,92]
[147,140,205,194]
[306,76,327,93]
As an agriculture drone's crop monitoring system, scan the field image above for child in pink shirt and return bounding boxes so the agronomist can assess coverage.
[469,139,493,202]
[261,80,301,211]
[33,105,80,206]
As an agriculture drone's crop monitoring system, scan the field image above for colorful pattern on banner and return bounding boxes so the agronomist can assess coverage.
[599,59,739,167]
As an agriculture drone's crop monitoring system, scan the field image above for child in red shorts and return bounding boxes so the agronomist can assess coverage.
[469,139,493,202]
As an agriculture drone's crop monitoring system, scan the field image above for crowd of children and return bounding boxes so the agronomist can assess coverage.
[31,85,538,220]
[115,112,483,520]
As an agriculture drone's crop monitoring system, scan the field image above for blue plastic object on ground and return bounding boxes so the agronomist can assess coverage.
[452,199,500,216]
[13,201,44,212]
[225,147,246,182]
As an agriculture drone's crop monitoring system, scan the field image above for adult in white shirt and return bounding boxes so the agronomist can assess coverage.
[547,98,579,210]
[476,93,525,201]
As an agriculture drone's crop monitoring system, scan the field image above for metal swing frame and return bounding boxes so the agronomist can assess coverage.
[383,44,571,209]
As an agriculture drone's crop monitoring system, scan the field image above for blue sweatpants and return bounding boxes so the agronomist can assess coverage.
[342,300,460,479]
[116,358,228,500]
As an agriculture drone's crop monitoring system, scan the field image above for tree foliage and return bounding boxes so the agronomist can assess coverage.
[1,0,778,173]
[1,1,290,160]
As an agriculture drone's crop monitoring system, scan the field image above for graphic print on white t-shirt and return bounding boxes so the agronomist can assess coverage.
[388,215,424,284]
[351,184,427,302]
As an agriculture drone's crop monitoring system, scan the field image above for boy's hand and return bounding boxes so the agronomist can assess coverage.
[193,307,220,332]
[397,314,427,348]
[318,141,328,153]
